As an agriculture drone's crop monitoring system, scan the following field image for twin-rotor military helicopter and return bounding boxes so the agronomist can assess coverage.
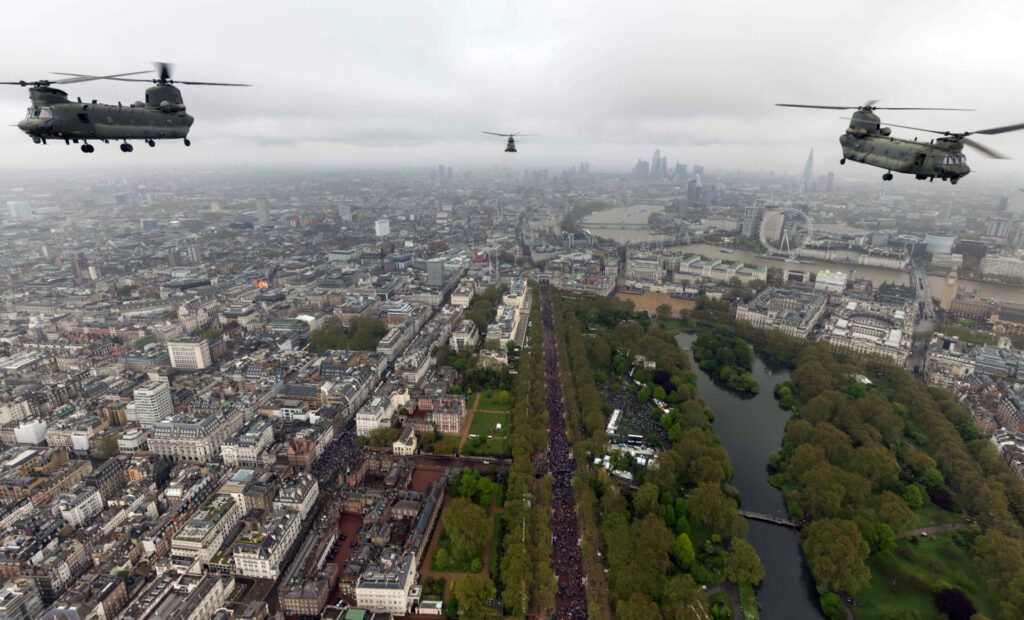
[6,63,248,153]
[776,101,1024,184]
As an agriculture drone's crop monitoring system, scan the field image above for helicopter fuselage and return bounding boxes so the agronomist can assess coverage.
[16,85,194,148]
[838,110,969,183]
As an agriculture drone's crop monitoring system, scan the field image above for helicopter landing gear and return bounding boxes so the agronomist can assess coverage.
[184,138,191,147]
[40,138,46,145]
[840,158,846,165]
[147,139,156,148]
[80,144,94,153]
[120,142,133,153]
[882,172,893,181]
[950,178,958,185]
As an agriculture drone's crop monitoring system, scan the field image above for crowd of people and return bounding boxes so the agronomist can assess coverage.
[603,381,668,448]
[540,283,589,619]
[312,427,358,483]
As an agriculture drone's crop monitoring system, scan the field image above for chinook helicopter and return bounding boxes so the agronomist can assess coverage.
[7,63,249,153]
[776,101,1024,184]
[482,131,533,153]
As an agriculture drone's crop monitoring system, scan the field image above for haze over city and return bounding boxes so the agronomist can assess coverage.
[1,0,1024,176]
[3,2,1024,620]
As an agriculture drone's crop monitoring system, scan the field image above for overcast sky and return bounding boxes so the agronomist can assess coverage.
[2,0,1024,178]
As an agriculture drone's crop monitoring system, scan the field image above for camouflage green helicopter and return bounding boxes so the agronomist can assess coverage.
[6,63,248,153]
[776,101,1024,184]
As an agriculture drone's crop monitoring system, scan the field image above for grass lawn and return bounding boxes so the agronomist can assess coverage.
[463,437,509,457]
[855,532,997,619]
[424,435,461,455]
[470,410,510,436]
[739,582,759,620]
[429,524,489,574]
[474,390,511,412]
[913,503,963,529]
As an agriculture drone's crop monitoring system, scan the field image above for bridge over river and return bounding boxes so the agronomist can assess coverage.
[738,509,803,529]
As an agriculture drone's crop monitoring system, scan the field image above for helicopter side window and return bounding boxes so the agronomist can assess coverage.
[914,153,926,166]
[76,113,90,124]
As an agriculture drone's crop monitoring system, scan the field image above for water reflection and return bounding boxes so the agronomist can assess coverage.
[676,332,824,619]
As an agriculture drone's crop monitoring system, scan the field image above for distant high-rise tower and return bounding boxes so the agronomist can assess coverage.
[651,149,666,179]
[940,269,959,311]
[743,200,765,238]
[256,199,270,227]
[375,218,390,238]
[801,149,815,192]
[633,159,650,178]
[675,163,687,179]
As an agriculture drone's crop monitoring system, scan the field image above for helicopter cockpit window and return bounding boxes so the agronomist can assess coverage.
[38,108,52,119]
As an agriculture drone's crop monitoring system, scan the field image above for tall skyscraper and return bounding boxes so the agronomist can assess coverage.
[674,163,687,179]
[650,149,666,179]
[743,200,765,238]
[686,180,698,207]
[256,199,270,227]
[940,269,959,311]
[375,219,391,238]
[133,380,173,429]
[801,149,815,192]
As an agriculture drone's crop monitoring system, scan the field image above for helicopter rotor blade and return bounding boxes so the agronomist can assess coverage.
[971,122,1024,136]
[171,80,251,87]
[879,121,951,135]
[55,66,249,86]
[778,103,973,111]
[776,103,858,110]
[872,107,974,111]
[963,138,1009,159]
[482,131,510,137]
[48,71,150,85]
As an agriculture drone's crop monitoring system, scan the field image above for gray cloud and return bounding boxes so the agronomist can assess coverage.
[0,0,1022,176]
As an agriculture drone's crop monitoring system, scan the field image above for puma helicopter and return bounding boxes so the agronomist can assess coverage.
[7,63,248,153]
[776,101,1024,184]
